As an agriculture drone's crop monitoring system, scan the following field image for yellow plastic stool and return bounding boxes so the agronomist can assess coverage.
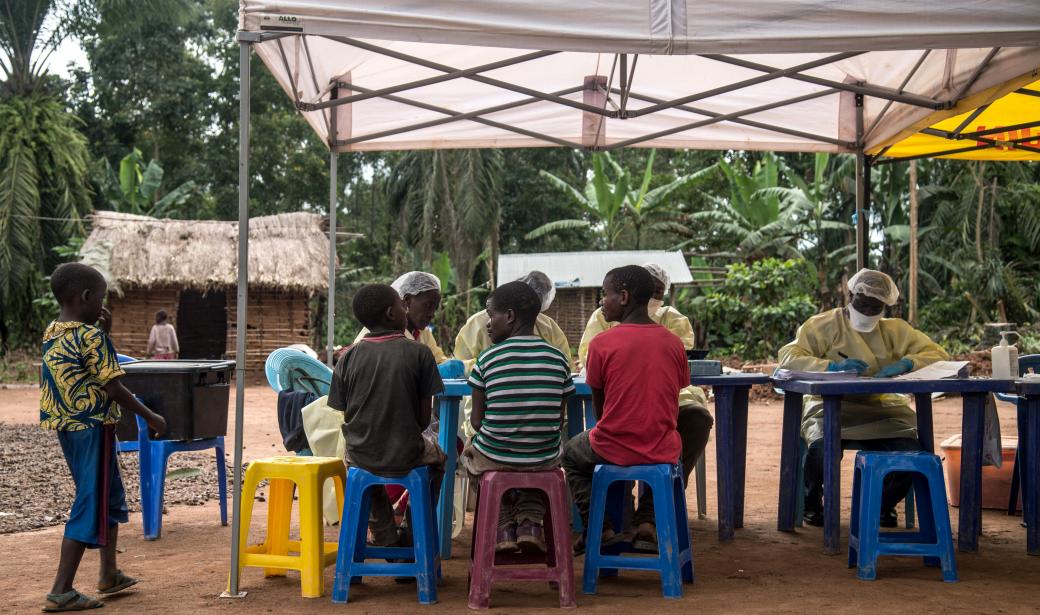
[235,456,346,598]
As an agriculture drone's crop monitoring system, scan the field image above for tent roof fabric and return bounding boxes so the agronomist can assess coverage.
[497,250,693,289]
[876,79,1040,162]
[239,1,1040,154]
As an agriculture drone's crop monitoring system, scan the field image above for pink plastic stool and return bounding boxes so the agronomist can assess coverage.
[468,469,576,610]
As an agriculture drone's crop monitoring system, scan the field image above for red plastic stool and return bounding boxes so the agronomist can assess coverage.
[468,469,576,610]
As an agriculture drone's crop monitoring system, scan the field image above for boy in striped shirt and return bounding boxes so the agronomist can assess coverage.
[461,281,574,554]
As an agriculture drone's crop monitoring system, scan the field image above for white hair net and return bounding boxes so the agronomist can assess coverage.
[847,268,899,306]
[517,270,556,312]
[643,262,671,295]
[391,271,441,298]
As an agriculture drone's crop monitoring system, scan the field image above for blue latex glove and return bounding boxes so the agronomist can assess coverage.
[437,359,465,380]
[827,358,869,374]
[876,358,914,378]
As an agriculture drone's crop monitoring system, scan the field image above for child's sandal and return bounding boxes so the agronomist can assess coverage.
[97,570,137,596]
[42,590,103,612]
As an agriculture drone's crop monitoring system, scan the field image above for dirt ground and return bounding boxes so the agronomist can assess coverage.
[1,385,1037,614]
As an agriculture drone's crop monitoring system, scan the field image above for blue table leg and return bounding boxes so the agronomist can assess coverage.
[914,393,935,453]
[958,392,986,552]
[733,386,750,529]
[714,387,736,541]
[1025,395,1040,555]
[435,396,460,559]
[777,391,803,532]
[822,395,843,555]
[584,398,597,429]
[567,395,588,533]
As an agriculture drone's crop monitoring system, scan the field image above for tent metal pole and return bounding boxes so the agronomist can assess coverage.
[327,87,338,367]
[855,94,869,271]
[701,54,943,109]
[224,37,252,599]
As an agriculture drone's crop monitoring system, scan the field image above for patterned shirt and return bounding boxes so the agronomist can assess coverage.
[40,321,125,431]
[468,336,574,465]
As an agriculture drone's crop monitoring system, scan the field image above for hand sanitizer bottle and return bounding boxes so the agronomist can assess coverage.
[991,331,1020,379]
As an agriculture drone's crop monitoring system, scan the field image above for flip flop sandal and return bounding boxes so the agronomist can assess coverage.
[97,571,138,596]
[42,590,103,612]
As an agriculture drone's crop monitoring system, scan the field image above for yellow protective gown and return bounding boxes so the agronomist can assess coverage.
[453,310,572,437]
[353,326,449,364]
[778,307,949,444]
[577,306,708,410]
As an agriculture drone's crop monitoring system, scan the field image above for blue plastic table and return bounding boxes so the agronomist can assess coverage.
[1015,379,1040,555]
[774,377,1016,555]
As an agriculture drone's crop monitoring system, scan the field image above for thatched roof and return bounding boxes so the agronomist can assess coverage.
[82,211,330,291]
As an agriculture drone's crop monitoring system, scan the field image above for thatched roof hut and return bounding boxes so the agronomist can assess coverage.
[82,211,329,291]
[83,211,330,370]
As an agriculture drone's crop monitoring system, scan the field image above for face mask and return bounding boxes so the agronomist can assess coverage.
[847,304,882,333]
[647,298,665,315]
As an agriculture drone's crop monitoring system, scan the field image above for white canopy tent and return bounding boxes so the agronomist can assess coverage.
[227,0,1040,595]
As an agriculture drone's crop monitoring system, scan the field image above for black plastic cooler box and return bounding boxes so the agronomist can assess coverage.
[115,360,235,442]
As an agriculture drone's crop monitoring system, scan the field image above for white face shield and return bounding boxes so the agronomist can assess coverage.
[847,304,883,333]
[647,298,665,315]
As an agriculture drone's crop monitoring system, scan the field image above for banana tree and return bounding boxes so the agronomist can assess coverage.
[625,149,717,249]
[100,148,196,217]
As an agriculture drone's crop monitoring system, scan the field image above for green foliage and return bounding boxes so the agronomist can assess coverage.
[685,258,817,360]
[98,148,197,217]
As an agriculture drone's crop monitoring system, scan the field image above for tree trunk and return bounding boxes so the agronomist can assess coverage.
[908,160,919,327]
[974,162,986,263]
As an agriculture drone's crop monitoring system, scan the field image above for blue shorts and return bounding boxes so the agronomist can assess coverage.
[57,424,128,547]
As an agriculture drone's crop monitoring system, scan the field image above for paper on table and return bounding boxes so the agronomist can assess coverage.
[773,368,862,381]
[892,360,970,380]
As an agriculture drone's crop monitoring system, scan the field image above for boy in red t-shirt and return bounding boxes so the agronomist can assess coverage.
[562,265,689,554]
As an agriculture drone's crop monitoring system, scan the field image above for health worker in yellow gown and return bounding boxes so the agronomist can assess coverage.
[353,271,450,364]
[454,271,571,437]
[577,262,713,489]
[777,268,949,527]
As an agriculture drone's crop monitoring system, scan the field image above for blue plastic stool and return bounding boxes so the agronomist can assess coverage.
[583,464,694,598]
[134,414,227,540]
[848,451,957,582]
[332,465,441,605]
[795,439,916,529]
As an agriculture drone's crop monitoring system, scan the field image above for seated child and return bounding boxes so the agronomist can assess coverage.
[327,284,446,546]
[562,265,689,554]
[41,263,167,612]
[460,282,574,554]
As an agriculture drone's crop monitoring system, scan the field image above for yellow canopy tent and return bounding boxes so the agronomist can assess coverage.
[875,78,1040,162]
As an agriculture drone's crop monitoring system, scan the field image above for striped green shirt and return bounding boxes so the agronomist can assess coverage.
[468,336,574,465]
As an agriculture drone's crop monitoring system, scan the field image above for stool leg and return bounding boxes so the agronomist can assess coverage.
[298,474,325,598]
[905,485,916,529]
[233,466,261,590]
[583,474,611,594]
[410,474,439,605]
[140,442,169,541]
[215,441,228,526]
[673,471,694,584]
[332,472,367,603]
[848,463,861,570]
[599,481,623,578]
[924,466,958,582]
[911,475,940,568]
[856,466,883,581]
[264,478,294,578]
[468,476,505,610]
[547,475,577,608]
[651,473,683,599]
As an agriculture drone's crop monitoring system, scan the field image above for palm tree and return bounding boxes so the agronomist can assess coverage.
[389,149,503,311]
[526,150,712,249]
[0,0,93,349]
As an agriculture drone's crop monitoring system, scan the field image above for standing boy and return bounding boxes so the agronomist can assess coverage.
[327,284,446,547]
[41,263,167,612]
[563,265,689,553]
[461,282,574,554]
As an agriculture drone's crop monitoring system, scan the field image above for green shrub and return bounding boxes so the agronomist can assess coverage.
[685,258,817,361]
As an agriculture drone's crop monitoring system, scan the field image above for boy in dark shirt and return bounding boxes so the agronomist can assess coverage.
[562,265,689,554]
[327,284,446,546]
